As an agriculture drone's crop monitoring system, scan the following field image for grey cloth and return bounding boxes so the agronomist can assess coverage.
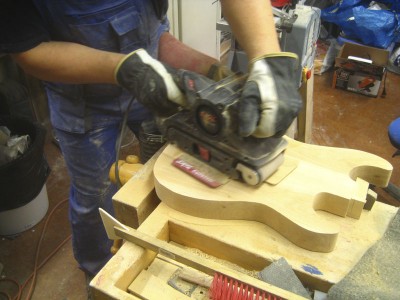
[327,208,400,300]
[258,257,311,299]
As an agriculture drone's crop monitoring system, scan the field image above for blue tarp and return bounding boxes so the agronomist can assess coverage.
[321,0,400,49]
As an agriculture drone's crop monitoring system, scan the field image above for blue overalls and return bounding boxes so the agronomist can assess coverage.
[32,0,169,276]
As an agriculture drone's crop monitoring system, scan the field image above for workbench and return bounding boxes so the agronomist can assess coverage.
[90,144,398,299]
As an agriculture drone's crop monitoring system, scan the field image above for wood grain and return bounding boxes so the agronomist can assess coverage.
[153,136,393,252]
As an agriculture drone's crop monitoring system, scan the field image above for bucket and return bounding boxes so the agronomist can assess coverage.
[0,184,49,236]
[0,115,50,236]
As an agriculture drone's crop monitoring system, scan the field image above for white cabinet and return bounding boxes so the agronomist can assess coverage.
[167,0,224,60]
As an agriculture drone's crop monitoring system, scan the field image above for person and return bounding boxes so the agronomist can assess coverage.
[0,0,302,279]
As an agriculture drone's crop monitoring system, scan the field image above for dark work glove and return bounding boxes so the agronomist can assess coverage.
[239,53,303,138]
[115,49,185,116]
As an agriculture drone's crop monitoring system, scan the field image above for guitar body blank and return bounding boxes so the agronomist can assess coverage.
[153,137,392,252]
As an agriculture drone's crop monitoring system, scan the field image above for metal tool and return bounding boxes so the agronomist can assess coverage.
[161,73,287,186]
[217,4,321,87]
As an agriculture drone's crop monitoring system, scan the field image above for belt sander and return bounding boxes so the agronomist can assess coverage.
[160,73,287,186]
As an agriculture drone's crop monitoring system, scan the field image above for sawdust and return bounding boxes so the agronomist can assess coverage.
[49,155,67,179]
[45,154,69,196]
[327,209,400,299]
[171,242,259,279]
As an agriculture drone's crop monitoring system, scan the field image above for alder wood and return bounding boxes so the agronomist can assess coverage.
[92,202,397,298]
[95,207,307,300]
[112,147,164,228]
[115,226,306,299]
[153,136,393,252]
[92,142,396,298]
[128,270,191,299]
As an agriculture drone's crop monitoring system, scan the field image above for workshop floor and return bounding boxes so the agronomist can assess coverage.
[0,70,399,300]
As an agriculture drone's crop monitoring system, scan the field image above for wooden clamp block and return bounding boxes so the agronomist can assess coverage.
[347,177,369,219]
[92,201,397,298]
[112,147,165,229]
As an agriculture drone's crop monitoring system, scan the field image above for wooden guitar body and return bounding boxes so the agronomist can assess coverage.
[153,137,392,252]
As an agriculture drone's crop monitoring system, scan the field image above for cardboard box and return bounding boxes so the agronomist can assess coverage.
[332,43,389,97]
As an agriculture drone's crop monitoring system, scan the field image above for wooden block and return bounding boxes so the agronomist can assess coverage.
[113,226,307,299]
[112,147,163,228]
[364,188,377,211]
[297,70,314,143]
[114,226,307,299]
[150,202,398,293]
[91,201,397,298]
[90,242,152,300]
[177,267,213,289]
[129,270,191,299]
[92,133,396,299]
[153,137,393,252]
[347,177,369,219]
[147,257,181,282]
[148,257,211,298]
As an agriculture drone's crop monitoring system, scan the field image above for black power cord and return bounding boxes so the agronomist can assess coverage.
[114,98,135,190]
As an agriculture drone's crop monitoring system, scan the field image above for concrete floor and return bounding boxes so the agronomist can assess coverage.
[0,69,399,299]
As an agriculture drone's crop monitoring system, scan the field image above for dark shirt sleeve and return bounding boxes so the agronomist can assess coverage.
[0,0,50,53]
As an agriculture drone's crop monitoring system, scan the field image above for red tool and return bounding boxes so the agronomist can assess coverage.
[210,272,284,300]
[358,76,375,92]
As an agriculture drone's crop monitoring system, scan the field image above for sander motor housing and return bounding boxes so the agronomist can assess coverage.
[162,73,287,185]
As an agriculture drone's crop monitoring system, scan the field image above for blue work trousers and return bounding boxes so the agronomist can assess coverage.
[54,104,151,276]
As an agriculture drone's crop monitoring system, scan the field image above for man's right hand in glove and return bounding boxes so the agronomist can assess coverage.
[114,49,185,116]
[239,53,303,138]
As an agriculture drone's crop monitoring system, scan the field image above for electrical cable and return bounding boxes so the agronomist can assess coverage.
[381,70,387,97]
[17,235,71,300]
[13,95,134,299]
[0,278,20,300]
[0,291,11,300]
[3,86,135,300]
[0,198,70,300]
[114,98,135,190]
[22,198,69,300]
[3,87,135,300]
